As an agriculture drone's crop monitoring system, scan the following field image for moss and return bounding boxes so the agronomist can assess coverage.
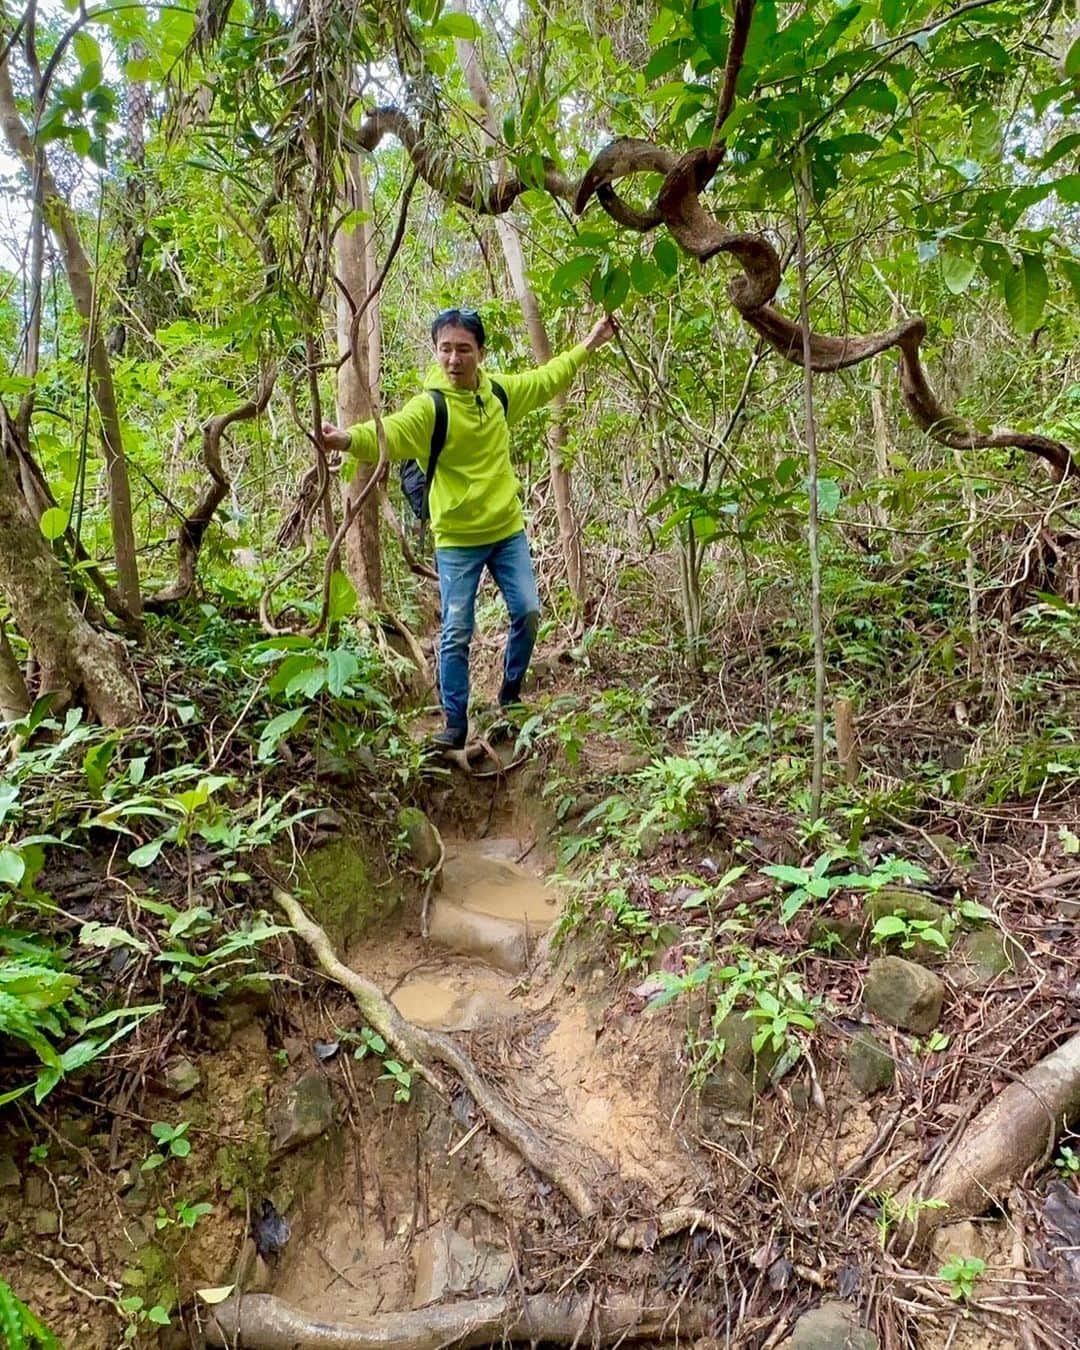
[298,835,396,949]
[214,1130,272,1205]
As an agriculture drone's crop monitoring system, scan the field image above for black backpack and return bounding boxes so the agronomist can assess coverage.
[399,380,508,527]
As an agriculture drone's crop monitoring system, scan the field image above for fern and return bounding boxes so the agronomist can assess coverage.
[0,1275,61,1349]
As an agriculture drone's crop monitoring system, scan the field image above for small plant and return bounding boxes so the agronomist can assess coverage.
[0,1275,60,1348]
[142,1120,192,1171]
[155,1199,213,1230]
[349,1027,414,1102]
[378,1060,413,1103]
[915,1030,951,1055]
[938,1255,986,1302]
[873,1192,948,1249]
[870,913,951,953]
[120,1295,171,1338]
[1055,1144,1080,1178]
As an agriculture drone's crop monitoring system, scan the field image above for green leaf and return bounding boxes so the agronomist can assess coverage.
[548,254,595,294]
[630,253,659,294]
[690,4,728,65]
[1065,36,1080,79]
[39,507,68,541]
[72,32,102,70]
[1003,254,1048,336]
[968,104,999,160]
[1055,174,1080,204]
[813,478,841,517]
[128,837,165,868]
[762,864,810,886]
[941,248,978,295]
[653,237,679,277]
[0,847,25,887]
[872,914,907,938]
[327,570,356,623]
[146,1305,171,1326]
[432,12,481,40]
[258,708,305,761]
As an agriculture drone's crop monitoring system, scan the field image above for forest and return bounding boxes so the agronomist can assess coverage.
[1,0,1079,1346]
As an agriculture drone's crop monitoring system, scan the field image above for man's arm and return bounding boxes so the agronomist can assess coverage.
[320,392,436,464]
[497,314,617,423]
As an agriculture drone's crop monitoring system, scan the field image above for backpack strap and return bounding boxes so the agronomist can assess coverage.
[490,379,508,418]
[424,388,449,522]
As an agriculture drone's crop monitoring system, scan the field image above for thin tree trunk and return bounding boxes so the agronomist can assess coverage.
[0,51,142,617]
[452,9,586,611]
[797,163,825,821]
[338,157,383,607]
[0,439,139,725]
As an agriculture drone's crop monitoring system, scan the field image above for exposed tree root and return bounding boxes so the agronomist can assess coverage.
[273,887,600,1218]
[901,1030,1080,1249]
[206,1291,709,1350]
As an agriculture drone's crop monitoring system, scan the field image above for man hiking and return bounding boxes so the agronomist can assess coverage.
[320,306,616,751]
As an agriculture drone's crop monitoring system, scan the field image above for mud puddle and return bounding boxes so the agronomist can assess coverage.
[441,839,561,927]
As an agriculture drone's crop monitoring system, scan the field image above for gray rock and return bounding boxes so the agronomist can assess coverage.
[715,1012,780,1088]
[0,1154,19,1189]
[865,889,948,927]
[33,1209,59,1237]
[949,929,1026,989]
[428,903,531,974]
[161,1056,202,1099]
[397,808,442,871]
[700,1067,755,1120]
[865,957,944,1034]
[412,1222,512,1306]
[782,1301,878,1349]
[614,753,650,775]
[268,1071,335,1154]
[847,1032,894,1096]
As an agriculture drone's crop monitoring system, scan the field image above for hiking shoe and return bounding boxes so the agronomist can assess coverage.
[427,724,467,752]
[498,677,523,709]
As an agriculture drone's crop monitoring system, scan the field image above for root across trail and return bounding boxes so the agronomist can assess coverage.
[207,1291,709,1350]
[273,886,601,1218]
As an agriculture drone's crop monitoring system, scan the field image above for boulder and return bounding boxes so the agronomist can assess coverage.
[865,889,948,929]
[949,929,1026,989]
[412,1222,512,1306]
[847,1032,895,1096]
[782,1301,878,1349]
[428,903,531,973]
[397,808,442,871]
[864,957,944,1034]
[268,1071,334,1155]
[715,1012,780,1088]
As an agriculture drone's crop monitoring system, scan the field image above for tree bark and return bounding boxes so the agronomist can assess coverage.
[0,50,142,617]
[452,9,586,611]
[0,621,30,724]
[338,156,383,607]
[0,438,140,726]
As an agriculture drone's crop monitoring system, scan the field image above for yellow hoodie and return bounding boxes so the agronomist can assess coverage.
[346,345,589,549]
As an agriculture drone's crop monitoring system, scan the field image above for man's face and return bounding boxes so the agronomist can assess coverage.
[434,324,483,389]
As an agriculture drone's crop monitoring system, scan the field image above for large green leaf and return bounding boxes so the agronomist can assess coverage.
[941,247,978,295]
[1003,254,1048,335]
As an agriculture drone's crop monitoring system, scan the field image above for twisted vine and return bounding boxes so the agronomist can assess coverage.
[350,0,1076,484]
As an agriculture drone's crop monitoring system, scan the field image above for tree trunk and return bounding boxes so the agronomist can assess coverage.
[452,9,586,612]
[0,51,142,618]
[0,621,30,724]
[338,156,383,607]
[0,442,140,726]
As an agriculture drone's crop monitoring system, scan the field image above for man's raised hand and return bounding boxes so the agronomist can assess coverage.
[320,421,351,454]
[583,313,618,352]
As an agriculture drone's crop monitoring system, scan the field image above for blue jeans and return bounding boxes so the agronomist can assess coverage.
[435,530,540,733]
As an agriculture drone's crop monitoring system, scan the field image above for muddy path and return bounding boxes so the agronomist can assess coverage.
[3,769,1079,1350]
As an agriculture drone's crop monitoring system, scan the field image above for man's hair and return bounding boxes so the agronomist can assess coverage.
[431,307,485,348]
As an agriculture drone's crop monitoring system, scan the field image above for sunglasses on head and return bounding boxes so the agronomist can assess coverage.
[434,307,479,322]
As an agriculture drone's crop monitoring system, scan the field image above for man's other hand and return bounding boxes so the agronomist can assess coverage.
[320,421,351,454]
[583,313,618,351]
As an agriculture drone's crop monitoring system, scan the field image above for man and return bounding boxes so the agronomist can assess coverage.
[321,306,616,750]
